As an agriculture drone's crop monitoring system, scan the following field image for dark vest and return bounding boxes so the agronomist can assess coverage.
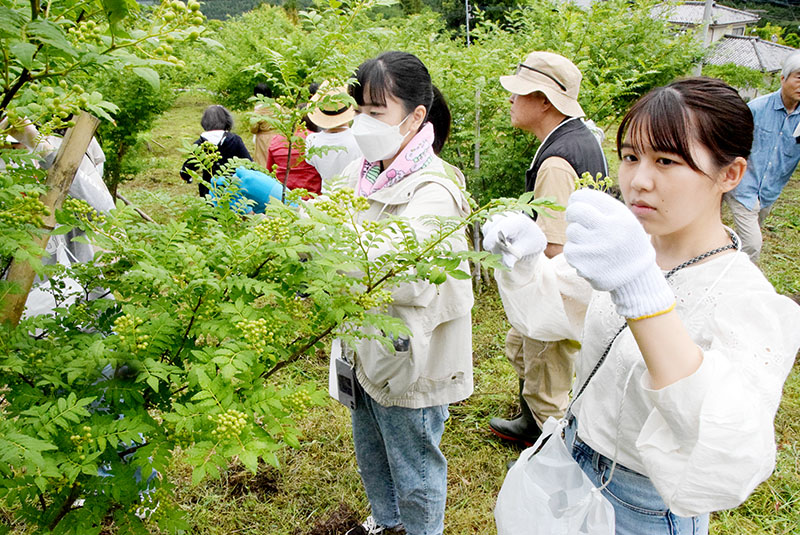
[525,118,608,194]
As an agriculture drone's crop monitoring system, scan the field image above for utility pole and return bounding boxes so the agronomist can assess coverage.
[465,0,471,46]
[694,0,714,75]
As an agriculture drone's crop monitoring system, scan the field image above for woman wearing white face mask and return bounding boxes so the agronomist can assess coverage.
[337,51,473,535]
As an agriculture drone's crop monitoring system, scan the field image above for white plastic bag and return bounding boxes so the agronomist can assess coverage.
[495,417,615,535]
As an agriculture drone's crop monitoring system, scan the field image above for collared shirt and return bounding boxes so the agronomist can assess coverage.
[731,90,800,210]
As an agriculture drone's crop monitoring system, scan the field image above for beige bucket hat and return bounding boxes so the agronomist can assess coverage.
[499,51,585,118]
[307,82,356,130]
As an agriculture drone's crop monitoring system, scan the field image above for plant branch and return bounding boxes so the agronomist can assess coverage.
[47,483,80,531]
[170,296,203,364]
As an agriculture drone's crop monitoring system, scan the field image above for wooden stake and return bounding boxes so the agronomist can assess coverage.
[1,112,100,326]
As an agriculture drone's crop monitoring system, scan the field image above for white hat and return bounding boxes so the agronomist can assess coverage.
[499,51,585,118]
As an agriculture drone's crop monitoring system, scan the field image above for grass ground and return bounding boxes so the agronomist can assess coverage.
[44,92,800,533]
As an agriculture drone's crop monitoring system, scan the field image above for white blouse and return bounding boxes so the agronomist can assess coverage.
[496,251,800,517]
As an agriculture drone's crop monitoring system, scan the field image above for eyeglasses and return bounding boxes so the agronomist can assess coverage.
[516,63,567,92]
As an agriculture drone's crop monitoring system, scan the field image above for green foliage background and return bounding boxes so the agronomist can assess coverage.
[3,0,796,533]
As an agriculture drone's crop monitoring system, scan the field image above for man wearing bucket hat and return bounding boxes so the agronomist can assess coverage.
[487,51,607,447]
[306,82,362,189]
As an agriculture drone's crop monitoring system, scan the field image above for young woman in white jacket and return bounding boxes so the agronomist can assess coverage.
[340,51,473,535]
[484,77,800,534]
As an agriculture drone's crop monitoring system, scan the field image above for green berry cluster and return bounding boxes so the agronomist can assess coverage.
[284,389,312,413]
[70,425,94,461]
[208,408,248,439]
[0,192,49,228]
[253,217,290,242]
[236,318,274,353]
[197,141,222,168]
[28,81,89,123]
[114,314,149,350]
[62,197,105,226]
[313,188,370,222]
[576,172,615,192]
[195,333,220,347]
[355,289,393,310]
[67,19,102,45]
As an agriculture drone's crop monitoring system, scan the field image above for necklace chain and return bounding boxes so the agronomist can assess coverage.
[664,230,739,280]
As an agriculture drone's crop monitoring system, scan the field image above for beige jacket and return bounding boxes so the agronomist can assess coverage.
[344,156,474,408]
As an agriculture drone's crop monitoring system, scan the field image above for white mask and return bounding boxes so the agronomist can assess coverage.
[351,112,412,162]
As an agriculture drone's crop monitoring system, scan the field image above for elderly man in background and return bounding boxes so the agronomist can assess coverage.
[725,50,800,263]
[486,51,607,447]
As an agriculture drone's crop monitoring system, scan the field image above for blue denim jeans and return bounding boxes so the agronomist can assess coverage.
[565,418,709,535]
[351,379,449,535]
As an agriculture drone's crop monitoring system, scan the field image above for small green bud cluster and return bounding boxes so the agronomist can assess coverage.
[114,314,149,350]
[62,197,105,226]
[236,318,274,353]
[0,192,49,228]
[195,333,220,347]
[67,19,102,45]
[313,188,371,222]
[70,425,94,460]
[253,217,290,242]
[161,1,204,37]
[576,172,615,192]
[197,141,221,168]
[284,389,312,413]
[355,289,393,310]
[208,408,248,439]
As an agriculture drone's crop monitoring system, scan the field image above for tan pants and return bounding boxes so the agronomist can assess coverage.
[724,192,772,263]
[505,326,578,428]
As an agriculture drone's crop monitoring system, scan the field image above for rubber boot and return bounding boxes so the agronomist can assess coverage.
[489,379,542,447]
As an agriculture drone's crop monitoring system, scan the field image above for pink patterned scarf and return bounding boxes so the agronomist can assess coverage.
[356,122,435,197]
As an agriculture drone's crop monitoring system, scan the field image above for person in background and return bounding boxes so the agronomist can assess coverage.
[180,105,252,197]
[250,83,276,169]
[266,109,322,195]
[724,50,800,263]
[487,51,608,448]
[338,51,473,535]
[485,77,800,535]
[306,82,362,190]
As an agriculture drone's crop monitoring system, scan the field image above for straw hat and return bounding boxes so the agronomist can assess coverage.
[499,51,585,118]
[307,83,356,130]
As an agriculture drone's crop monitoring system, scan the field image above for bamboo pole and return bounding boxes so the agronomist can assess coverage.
[1,112,100,326]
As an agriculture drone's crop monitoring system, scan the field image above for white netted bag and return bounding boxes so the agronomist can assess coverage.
[495,417,615,535]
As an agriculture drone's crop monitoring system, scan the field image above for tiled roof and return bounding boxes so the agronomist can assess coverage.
[653,2,760,26]
[706,35,797,72]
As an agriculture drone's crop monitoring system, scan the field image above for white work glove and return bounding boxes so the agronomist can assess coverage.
[482,212,547,269]
[564,189,675,320]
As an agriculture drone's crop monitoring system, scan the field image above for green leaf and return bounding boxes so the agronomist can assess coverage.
[9,42,38,70]
[449,269,472,280]
[146,375,159,392]
[26,20,77,57]
[240,449,258,473]
[0,7,26,39]
[101,0,136,25]
[131,68,160,92]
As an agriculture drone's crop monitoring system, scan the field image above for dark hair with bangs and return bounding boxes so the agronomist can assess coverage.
[616,77,753,175]
[349,51,452,151]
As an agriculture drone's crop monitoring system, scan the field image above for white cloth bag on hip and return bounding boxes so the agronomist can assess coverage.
[495,417,615,535]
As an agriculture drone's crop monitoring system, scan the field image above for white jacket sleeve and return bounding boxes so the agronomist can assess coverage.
[635,291,800,516]
[495,253,593,343]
